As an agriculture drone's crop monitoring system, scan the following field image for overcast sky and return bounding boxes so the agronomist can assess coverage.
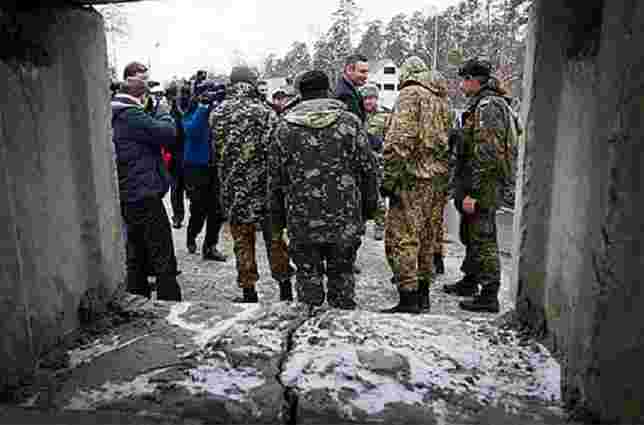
[108,0,462,82]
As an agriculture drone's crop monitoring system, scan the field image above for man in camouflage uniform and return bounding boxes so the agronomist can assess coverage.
[444,58,519,313]
[381,56,451,314]
[210,65,291,303]
[360,84,389,241]
[269,70,378,310]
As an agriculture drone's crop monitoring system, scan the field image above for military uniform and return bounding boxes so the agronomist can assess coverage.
[381,57,451,313]
[210,71,290,302]
[269,77,378,309]
[446,59,520,313]
[361,84,390,241]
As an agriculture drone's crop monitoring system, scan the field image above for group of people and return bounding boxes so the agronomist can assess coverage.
[110,52,519,315]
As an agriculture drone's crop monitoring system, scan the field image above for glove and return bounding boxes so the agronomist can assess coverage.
[380,185,401,208]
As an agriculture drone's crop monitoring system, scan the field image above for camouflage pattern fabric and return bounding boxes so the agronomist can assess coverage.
[432,190,449,256]
[365,110,389,228]
[269,98,378,245]
[229,223,259,289]
[448,83,518,289]
[289,242,356,309]
[384,180,437,291]
[269,98,378,306]
[383,56,450,291]
[210,81,278,225]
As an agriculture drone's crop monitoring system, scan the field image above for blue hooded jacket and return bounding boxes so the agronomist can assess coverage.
[182,104,212,167]
[111,94,177,204]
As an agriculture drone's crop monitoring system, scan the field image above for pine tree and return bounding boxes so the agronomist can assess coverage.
[384,13,412,66]
[281,41,312,80]
[356,20,386,61]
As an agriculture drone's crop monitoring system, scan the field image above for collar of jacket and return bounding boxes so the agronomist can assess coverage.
[113,93,143,106]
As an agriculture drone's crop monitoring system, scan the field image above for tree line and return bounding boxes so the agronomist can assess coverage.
[262,0,531,106]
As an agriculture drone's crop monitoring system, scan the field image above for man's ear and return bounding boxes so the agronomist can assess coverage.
[345,64,354,74]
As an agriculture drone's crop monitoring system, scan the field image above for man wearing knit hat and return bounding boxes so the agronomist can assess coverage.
[444,58,520,313]
[210,65,292,303]
[269,70,378,311]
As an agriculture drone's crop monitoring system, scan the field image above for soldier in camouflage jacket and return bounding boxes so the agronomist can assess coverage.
[444,58,520,313]
[269,70,378,310]
[210,66,290,303]
[381,56,451,314]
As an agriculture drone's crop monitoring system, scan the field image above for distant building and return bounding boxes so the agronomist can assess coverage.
[367,59,399,111]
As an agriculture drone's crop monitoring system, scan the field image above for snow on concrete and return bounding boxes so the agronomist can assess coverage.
[65,368,171,410]
[179,362,265,400]
[67,334,151,369]
[283,310,562,418]
[165,302,261,347]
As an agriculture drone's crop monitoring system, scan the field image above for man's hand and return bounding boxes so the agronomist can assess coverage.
[463,195,477,214]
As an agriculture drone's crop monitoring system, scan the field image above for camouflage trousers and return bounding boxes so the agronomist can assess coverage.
[458,208,500,288]
[384,180,437,292]
[289,241,356,309]
[431,191,449,256]
[229,219,289,289]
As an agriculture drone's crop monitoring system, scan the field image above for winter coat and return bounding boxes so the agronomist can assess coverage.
[183,104,212,168]
[335,76,366,123]
[111,94,177,204]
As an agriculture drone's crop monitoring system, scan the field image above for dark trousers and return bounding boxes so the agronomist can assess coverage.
[185,166,223,250]
[458,206,500,289]
[170,167,185,222]
[290,241,356,308]
[122,196,180,299]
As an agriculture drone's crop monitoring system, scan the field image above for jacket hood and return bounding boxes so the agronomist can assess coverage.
[283,98,347,128]
[398,56,447,97]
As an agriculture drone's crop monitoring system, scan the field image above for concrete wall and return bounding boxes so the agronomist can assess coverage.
[0,6,123,395]
[515,0,644,422]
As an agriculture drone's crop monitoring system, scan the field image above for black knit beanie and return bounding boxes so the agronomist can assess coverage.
[298,70,329,98]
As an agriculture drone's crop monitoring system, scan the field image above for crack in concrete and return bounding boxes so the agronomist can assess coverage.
[276,307,324,425]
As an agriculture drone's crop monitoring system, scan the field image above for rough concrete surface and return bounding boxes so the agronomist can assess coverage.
[515,1,644,422]
[0,6,122,396]
[0,199,573,424]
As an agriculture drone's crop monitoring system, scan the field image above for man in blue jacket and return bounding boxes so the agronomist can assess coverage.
[183,80,227,262]
[112,74,182,301]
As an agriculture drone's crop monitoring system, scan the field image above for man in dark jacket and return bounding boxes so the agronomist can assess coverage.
[183,80,227,262]
[335,53,369,123]
[166,81,186,229]
[270,70,378,310]
[112,75,182,301]
[335,53,370,274]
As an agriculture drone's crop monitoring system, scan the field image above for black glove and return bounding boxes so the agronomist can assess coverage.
[380,185,401,208]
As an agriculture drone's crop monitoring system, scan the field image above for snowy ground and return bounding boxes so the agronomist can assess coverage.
[0,199,575,425]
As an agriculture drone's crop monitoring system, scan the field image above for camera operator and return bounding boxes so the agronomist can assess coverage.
[111,68,182,301]
[183,80,228,262]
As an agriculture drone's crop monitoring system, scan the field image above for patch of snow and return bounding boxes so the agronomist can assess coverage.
[67,334,151,368]
[180,365,265,400]
[527,349,561,402]
[165,302,261,347]
[65,368,170,410]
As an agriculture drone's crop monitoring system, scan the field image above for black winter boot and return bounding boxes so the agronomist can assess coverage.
[202,245,227,262]
[234,287,259,303]
[418,280,431,313]
[443,275,478,296]
[156,274,182,302]
[433,254,445,274]
[279,280,293,302]
[459,282,500,313]
[126,271,151,299]
[380,289,420,314]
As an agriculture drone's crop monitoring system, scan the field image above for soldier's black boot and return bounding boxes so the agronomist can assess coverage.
[202,245,227,262]
[279,280,293,302]
[156,274,182,302]
[234,287,259,303]
[459,282,500,313]
[126,270,151,299]
[433,254,445,274]
[187,238,197,254]
[443,275,478,296]
[380,289,420,314]
[418,280,430,313]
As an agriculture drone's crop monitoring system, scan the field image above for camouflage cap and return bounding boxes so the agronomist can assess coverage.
[398,56,429,83]
[360,84,379,98]
[458,58,492,79]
